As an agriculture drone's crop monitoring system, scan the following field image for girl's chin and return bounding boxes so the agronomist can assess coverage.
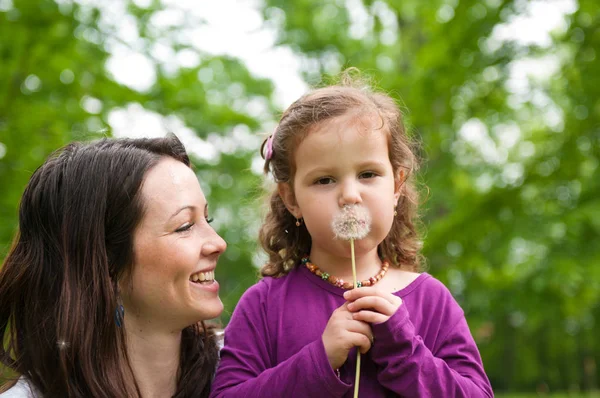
[338,240,380,255]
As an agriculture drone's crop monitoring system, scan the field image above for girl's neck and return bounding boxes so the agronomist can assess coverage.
[308,248,382,283]
[125,318,181,398]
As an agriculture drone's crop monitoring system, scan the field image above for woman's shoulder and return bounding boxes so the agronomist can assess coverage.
[0,378,41,398]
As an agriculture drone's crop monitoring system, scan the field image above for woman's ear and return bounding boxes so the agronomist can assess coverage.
[394,169,405,202]
[278,182,301,218]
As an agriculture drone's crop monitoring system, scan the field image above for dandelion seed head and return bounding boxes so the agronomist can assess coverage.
[331,205,371,240]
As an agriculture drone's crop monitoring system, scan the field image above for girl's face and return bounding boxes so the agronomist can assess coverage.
[280,112,401,261]
[122,157,227,331]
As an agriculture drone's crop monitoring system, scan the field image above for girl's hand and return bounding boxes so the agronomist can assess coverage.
[343,287,403,324]
[322,302,374,370]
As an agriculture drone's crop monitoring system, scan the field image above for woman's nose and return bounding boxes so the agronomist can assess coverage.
[202,226,227,256]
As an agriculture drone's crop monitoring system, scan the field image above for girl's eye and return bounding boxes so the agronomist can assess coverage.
[315,177,335,185]
[175,223,194,233]
[206,217,214,224]
[359,171,378,179]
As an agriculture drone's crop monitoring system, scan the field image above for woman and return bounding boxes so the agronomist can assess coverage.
[0,135,226,397]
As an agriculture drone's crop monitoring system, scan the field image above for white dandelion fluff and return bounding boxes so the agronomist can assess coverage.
[331,205,371,240]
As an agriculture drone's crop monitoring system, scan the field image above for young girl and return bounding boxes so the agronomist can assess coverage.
[211,74,493,397]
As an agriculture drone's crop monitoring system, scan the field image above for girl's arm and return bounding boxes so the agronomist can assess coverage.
[210,283,350,398]
[370,304,493,397]
[345,285,493,398]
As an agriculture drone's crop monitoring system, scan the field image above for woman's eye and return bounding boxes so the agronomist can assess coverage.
[175,223,194,233]
[315,177,334,185]
[206,217,214,224]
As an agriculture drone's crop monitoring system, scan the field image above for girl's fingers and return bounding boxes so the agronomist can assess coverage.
[345,318,372,336]
[334,301,354,319]
[345,319,374,349]
[347,331,373,354]
[343,286,401,306]
[352,310,388,324]
[347,296,397,316]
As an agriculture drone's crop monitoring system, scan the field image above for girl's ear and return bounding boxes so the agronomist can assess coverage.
[278,182,301,218]
[394,169,405,202]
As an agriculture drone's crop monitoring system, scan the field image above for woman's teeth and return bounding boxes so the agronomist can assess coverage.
[190,270,215,283]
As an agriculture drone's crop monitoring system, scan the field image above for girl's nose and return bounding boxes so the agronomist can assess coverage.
[338,179,362,207]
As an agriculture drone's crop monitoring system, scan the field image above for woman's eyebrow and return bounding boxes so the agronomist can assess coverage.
[169,205,195,219]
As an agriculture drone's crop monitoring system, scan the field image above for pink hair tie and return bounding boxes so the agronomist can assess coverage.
[265,129,276,160]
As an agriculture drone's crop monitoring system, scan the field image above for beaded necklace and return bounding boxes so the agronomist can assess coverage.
[302,256,389,290]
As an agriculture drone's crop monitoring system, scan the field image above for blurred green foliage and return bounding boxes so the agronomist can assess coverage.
[0,0,275,319]
[1,0,598,394]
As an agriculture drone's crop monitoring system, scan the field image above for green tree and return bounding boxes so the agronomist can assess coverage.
[0,0,273,320]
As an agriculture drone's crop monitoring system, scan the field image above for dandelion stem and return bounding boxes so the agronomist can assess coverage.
[351,238,360,398]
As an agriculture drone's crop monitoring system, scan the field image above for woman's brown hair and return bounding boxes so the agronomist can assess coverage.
[0,134,219,397]
[259,70,422,277]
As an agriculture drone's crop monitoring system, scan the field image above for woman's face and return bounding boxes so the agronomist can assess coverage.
[122,157,226,331]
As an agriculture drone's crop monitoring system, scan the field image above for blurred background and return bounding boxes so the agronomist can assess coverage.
[0,0,598,395]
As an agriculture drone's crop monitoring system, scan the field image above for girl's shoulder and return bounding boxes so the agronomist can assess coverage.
[388,270,453,298]
[397,272,466,319]
[0,378,41,398]
[237,267,304,305]
[418,272,457,299]
[379,268,424,295]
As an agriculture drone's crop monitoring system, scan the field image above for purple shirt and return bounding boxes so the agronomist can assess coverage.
[211,266,493,397]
